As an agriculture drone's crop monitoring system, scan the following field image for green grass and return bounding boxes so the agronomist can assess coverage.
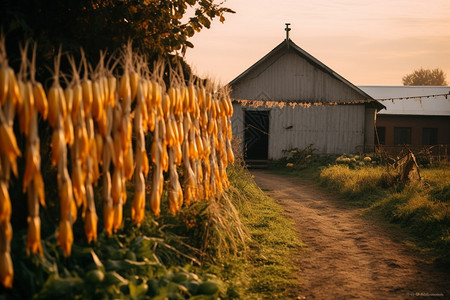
[219,163,304,299]
[277,161,450,268]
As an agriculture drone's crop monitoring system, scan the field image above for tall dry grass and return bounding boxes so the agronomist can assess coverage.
[319,163,450,267]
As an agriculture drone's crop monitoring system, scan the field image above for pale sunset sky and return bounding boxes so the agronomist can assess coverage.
[184,0,450,86]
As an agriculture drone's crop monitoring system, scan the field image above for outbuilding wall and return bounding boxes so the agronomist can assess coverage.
[231,103,367,159]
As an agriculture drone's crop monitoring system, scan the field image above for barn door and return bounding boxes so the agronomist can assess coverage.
[244,110,269,160]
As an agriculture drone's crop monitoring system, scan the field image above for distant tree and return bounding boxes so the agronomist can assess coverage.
[402,68,447,86]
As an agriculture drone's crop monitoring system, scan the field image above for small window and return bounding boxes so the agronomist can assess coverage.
[376,127,386,145]
[422,128,438,145]
[394,127,411,145]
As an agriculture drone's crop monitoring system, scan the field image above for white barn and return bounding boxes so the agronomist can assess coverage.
[229,33,383,160]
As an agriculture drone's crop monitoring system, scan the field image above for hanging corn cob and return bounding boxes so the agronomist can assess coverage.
[0,100,14,290]
[0,36,22,288]
[166,83,183,214]
[131,76,147,225]
[0,39,239,288]
[101,69,117,236]
[48,52,75,257]
[182,112,196,206]
[149,117,165,217]
[21,44,47,257]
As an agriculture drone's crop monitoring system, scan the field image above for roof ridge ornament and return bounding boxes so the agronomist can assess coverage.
[285,23,291,41]
[285,23,291,49]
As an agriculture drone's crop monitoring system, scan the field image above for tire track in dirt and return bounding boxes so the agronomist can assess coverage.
[251,170,450,300]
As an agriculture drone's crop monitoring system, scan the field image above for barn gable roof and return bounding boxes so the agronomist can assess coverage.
[229,38,381,108]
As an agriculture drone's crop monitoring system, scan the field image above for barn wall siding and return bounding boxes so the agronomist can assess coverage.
[231,50,365,103]
[232,103,366,159]
[231,102,245,155]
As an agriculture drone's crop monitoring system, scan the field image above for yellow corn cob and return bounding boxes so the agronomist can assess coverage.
[111,169,122,204]
[95,133,103,161]
[131,173,145,225]
[103,200,114,237]
[206,92,212,111]
[150,140,158,164]
[145,79,153,110]
[197,86,205,108]
[71,84,82,122]
[119,118,132,151]
[162,145,169,172]
[0,182,11,223]
[150,171,162,217]
[124,145,135,180]
[195,135,204,158]
[151,80,161,106]
[78,126,89,161]
[130,71,139,102]
[142,150,149,177]
[64,117,74,146]
[71,162,86,208]
[34,172,46,207]
[8,69,21,109]
[166,120,175,147]
[148,108,156,132]
[89,141,100,184]
[18,96,30,135]
[50,130,64,166]
[26,216,43,256]
[171,119,179,145]
[174,143,182,166]
[107,75,117,106]
[82,79,93,115]
[176,87,184,115]
[33,82,48,120]
[84,210,98,243]
[97,110,107,136]
[64,87,73,116]
[59,178,74,221]
[56,219,73,257]
[92,80,104,121]
[187,84,195,113]
[0,66,10,105]
[226,139,234,164]
[0,124,21,158]
[119,72,130,101]
[57,86,67,120]
[112,202,123,232]
[112,132,123,168]
[22,146,38,192]
[71,200,77,224]
[219,98,228,117]
[168,87,177,110]
[226,95,233,115]
[161,93,170,119]
[0,251,13,288]
[101,76,109,107]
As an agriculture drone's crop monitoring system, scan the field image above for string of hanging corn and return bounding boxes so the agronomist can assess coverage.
[0,39,234,288]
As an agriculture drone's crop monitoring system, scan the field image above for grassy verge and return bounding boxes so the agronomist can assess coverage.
[218,163,304,299]
[274,160,450,268]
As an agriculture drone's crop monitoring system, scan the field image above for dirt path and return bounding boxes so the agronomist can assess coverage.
[251,170,450,300]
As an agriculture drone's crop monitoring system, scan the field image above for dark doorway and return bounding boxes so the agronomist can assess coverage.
[244,110,269,160]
